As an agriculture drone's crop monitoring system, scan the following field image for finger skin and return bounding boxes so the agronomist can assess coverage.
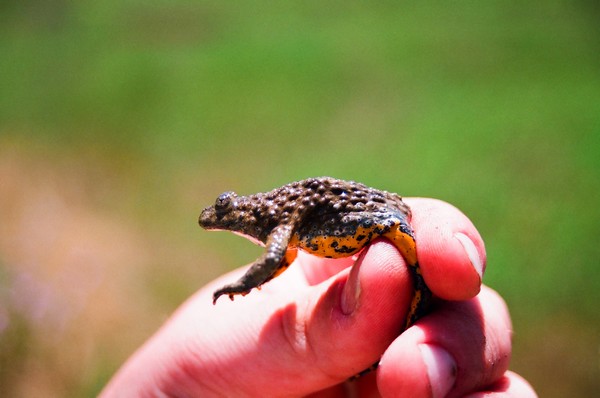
[464,371,538,398]
[377,286,512,398]
[406,198,486,301]
[101,198,493,397]
[304,240,413,380]
[301,198,487,301]
[102,240,414,397]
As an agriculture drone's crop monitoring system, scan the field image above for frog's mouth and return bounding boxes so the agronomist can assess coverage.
[199,206,265,247]
[233,231,265,247]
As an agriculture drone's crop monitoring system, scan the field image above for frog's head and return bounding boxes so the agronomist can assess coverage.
[199,191,240,231]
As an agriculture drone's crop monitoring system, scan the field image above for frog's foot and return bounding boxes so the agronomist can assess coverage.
[212,247,297,304]
[212,225,297,305]
[212,282,256,304]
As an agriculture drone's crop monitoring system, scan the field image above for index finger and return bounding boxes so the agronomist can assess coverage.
[406,198,486,300]
[298,197,485,300]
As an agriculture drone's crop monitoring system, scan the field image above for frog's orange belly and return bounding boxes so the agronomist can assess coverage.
[290,224,418,265]
[290,226,374,258]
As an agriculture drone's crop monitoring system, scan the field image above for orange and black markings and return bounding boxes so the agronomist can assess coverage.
[199,177,432,373]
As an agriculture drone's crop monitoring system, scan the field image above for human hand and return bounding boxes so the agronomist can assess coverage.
[101,198,537,397]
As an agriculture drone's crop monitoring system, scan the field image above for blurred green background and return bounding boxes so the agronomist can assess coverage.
[1,1,598,396]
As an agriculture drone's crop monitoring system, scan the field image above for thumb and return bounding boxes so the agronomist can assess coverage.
[223,239,413,396]
[101,240,413,397]
[296,239,414,382]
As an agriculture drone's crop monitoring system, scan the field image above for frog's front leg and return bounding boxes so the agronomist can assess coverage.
[212,224,297,304]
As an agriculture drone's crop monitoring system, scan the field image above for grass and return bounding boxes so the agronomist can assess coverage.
[1,1,599,396]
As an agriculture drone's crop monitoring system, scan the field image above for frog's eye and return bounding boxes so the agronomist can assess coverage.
[215,191,237,212]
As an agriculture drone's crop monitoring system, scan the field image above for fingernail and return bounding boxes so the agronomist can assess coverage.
[341,251,363,315]
[454,232,484,279]
[419,344,457,398]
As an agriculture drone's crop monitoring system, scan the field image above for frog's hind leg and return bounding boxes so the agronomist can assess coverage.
[383,221,432,327]
[212,224,297,304]
[404,262,432,328]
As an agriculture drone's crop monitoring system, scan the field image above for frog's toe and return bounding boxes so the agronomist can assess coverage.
[212,283,253,304]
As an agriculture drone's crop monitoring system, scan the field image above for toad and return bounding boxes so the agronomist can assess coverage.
[199,177,431,329]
